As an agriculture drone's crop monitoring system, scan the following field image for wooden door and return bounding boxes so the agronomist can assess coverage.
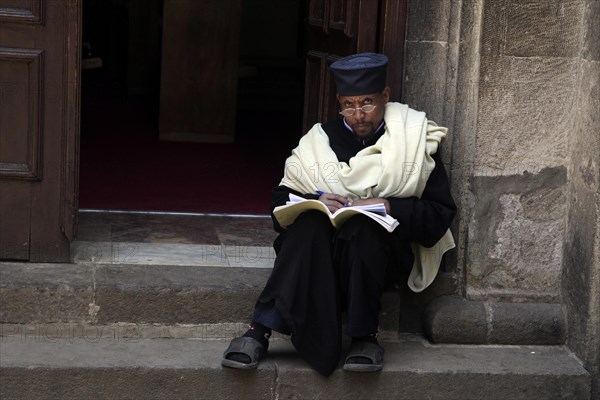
[158,0,242,143]
[0,0,80,262]
[302,0,407,131]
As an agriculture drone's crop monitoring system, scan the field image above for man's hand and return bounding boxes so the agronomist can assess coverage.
[318,192,350,213]
[349,197,391,214]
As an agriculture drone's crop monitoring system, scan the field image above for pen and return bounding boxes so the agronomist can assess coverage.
[316,190,324,196]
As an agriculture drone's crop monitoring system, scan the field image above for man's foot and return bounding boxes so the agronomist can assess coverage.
[221,336,266,369]
[343,338,384,372]
[221,323,271,369]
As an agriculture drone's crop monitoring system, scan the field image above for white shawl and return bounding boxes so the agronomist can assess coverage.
[280,102,455,292]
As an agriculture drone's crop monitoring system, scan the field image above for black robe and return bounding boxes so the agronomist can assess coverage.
[255,119,456,376]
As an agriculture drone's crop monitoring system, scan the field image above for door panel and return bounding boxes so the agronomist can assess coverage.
[0,182,30,259]
[159,0,242,143]
[0,0,43,24]
[305,51,341,126]
[379,0,407,101]
[0,48,42,180]
[0,0,80,262]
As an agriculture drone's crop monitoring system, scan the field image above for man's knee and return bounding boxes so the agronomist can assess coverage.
[336,214,385,241]
[289,210,333,236]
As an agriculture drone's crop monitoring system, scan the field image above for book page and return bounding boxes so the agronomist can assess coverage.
[274,194,399,232]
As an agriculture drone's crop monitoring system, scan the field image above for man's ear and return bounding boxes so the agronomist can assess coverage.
[336,93,340,101]
[382,87,391,102]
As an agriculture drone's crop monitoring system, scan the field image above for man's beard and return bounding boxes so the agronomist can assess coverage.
[352,122,374,137]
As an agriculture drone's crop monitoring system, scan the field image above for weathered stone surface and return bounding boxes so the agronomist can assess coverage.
[563,174,600,400]
[0,262,400,331]
[467,168,566,300]
[276,339,589,400]
[488,301,566,345]
[73,212,277,246]
[476,1,581,171]
[424,296,487,344]
[476,56,578,174]
[1,367,274,400]
[0,338,275,400]
[406,0,451,42]
[0,263,94,323]
[0,322,251,341]
[482,0,584,58]
[402,0,600,394]
[583,0,600,62]
[0,263,93,288]
[0,337,591,400]
[403,41,448,123]
[0,262,270,325]
[444,0,485,291]
[563,57,600,399]
[424,296,566,345]
[93,264,270,324]
[484,192,563,287]
[398,272,459,335]
[571,60,600,191]
[563,58,599,352]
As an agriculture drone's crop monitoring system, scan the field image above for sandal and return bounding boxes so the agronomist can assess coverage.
[221,336,266,369]
[343,341,384,372]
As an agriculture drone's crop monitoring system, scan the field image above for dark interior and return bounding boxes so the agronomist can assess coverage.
[80,0,306,213]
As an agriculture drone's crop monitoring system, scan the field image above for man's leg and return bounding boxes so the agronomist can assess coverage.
[334,214,394,336]
[333,215,397,370]
[224,211,342,376]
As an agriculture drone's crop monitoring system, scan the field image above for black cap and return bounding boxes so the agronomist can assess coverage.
[330,53,388,96]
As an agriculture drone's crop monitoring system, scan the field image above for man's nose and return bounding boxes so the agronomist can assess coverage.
[354,108,366,120]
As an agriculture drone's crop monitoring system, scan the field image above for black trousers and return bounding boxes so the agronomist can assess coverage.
[253,210,410,376]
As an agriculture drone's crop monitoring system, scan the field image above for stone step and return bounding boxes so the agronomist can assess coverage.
[0,261,399,331]
[0,335,590,400]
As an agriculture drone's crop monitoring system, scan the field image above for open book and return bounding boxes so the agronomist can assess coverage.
[273,194,399,233]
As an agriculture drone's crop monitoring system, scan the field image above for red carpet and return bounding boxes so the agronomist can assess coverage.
[79,100,291,215]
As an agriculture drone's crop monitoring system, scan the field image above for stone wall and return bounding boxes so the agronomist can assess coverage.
[403,0,465,290]
[403,0,598,395]
[466,0,586,302]
[404,0,594,300]
[562,0,600,397]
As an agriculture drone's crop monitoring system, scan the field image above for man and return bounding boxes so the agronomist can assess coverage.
[222,53,456,376]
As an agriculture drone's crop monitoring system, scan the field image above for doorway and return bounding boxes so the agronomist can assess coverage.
[0,0,407,262]
[79,0,305,216]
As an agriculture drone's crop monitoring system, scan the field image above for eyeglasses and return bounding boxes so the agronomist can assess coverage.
[339,105,377,117]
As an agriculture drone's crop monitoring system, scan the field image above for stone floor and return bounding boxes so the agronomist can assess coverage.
[1,336,591,400]
[73,211,277,267]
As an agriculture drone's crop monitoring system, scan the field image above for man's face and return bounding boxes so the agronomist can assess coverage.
[337,87,390,138]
